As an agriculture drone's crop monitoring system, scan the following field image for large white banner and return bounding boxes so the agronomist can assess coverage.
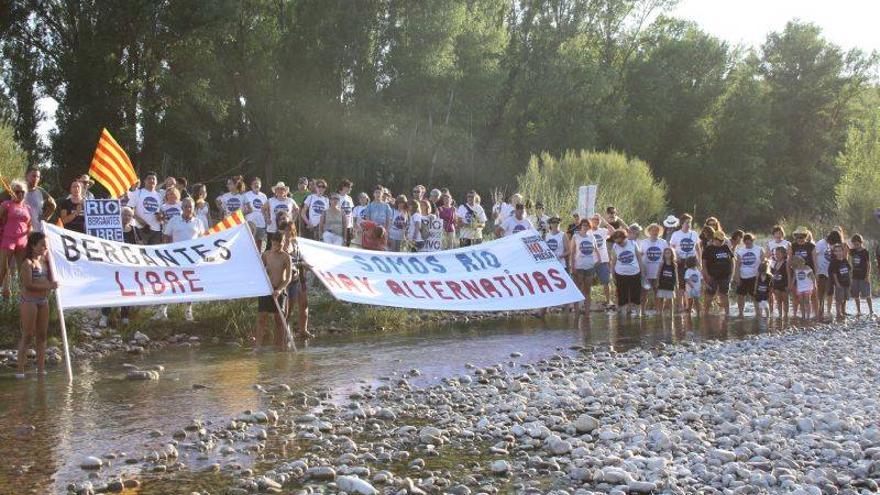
[298,230,584,311]
[44,223,271,309]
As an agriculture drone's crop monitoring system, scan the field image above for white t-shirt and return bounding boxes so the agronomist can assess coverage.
[456,203,487,240]
[588,228,610,263]
[243,191,268,229]
[163,216,205,242]
[639,238,668,278]
[545,231,566,260]
[195,203,211,228]
[353,204,368,227]
[303,194,328,228]
[814,239,832,276]
[529,214,550,233]
[128,188,162,231]
[389,211,409,241]
[500,216,533,237]
[766,238,791,261]
[408,213,424,242]
[572,232,598,270]
[685,268,702,292]
[670,229,699,259]
[794,268,814,293]
[266,197,296,233]
[495,202,515,222]
[339,194,355,228]
[612,240,641,276]
[736,245,764,279]
[218,192,244,215]
[160,202,182,222]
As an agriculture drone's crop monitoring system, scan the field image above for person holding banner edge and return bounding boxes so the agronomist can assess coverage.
[255,232,294,349]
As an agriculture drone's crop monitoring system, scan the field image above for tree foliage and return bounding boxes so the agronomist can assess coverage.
[0,121,27,180]
[517,149,667,223]
[0,1,877,228]
[836,110,880,238]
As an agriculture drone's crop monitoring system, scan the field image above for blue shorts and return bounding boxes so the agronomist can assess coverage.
[595,262,611,285]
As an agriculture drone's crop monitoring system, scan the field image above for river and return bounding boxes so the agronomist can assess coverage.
[0,313,789,493]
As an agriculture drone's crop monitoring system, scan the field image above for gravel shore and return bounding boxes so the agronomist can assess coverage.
[70,318,880,494]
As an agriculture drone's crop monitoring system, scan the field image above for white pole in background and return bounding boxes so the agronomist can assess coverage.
[44,221,73,382]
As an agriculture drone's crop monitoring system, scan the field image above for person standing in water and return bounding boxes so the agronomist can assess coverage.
[255,233,293,350]
[16,232,58,378]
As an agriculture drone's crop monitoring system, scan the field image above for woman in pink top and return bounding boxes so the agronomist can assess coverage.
[0,179,33,300]
[438,194,457,250]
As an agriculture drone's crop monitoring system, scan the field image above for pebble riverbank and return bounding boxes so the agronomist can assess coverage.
[63,318,880,494]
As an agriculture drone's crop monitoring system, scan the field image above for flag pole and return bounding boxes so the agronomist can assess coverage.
[43,222,73,382]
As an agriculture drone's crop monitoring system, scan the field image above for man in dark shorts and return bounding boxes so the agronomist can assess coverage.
[255,233,292,350]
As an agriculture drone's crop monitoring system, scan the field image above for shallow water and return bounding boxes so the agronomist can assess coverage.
[0,312,800,493]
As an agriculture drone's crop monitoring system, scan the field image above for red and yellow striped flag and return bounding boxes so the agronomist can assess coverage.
[88,128,137,198]
[207,209,245,235]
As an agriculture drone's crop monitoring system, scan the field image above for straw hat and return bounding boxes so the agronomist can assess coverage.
[272,181,289,191]
[793,225,809,235]
[663,215,679,228]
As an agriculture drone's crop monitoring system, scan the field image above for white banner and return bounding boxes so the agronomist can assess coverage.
[44,222,271,309]
[298,230,584,311]
[578,185,597,218]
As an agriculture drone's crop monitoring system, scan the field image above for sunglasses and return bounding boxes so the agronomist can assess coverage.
[316,185,326,189]
[13,189,25,195]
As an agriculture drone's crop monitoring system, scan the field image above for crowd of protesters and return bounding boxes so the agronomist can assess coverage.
[2,169,879,366]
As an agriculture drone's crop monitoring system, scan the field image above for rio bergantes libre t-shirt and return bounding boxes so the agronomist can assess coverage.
[639,238,668,278]
[612,240,640,276]
[735,245,763,279]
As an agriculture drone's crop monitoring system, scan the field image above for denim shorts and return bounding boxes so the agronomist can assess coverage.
[851,279,871,298]
[595,262,611,285]
[577,267,597,278]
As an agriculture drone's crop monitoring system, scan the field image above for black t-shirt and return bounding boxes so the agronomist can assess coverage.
[702,244,734,279]
[850,248,869,280]
[658,262,678,290]
[771,260,788,289]
[829,258,852,287]
[59,198,85,233]
[755,273,771,301]
[791,242,816,271]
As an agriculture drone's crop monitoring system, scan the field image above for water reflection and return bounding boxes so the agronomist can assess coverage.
[0,312,820,492]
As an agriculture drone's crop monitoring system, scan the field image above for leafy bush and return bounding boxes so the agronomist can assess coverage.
[516,150,668,224]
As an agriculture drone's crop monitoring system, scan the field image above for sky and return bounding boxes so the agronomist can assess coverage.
[671,0,880,53]
[34,1,880,143]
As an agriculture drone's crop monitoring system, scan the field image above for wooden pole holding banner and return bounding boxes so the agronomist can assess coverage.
[55,297,74,383]
[272,296,296,352]
[42,222,74,382]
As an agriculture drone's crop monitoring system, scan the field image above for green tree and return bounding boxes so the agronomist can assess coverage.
[0,121,28,181]
[760,21,878,218]
[836,110,880,238]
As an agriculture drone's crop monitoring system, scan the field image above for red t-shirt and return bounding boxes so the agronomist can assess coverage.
[361,221,387,251]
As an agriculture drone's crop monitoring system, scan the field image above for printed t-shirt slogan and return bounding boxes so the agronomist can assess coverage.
[44,222,271,308]
[298,229,584,311]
